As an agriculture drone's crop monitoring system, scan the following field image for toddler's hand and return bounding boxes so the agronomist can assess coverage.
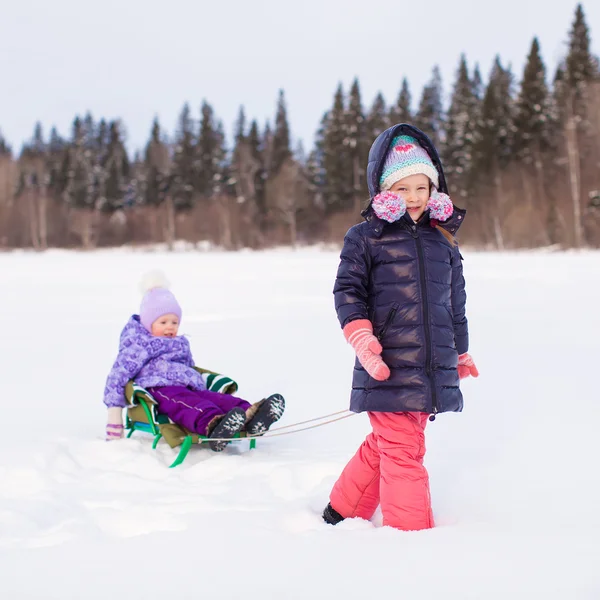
[343,319,391,382]
[458,353,479,379]
[106,407,124,441]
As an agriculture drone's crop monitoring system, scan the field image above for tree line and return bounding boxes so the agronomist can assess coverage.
[0,4,599,250]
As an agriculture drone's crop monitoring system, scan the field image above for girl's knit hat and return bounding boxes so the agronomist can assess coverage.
[139,271,182,332]
[379,135,440,191]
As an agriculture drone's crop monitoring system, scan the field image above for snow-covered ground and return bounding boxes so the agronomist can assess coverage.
[1,247,599,599]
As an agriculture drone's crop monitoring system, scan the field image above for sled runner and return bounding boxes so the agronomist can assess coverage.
[124,367,256,467]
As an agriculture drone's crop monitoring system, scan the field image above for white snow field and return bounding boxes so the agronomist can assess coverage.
[1,247,599,599]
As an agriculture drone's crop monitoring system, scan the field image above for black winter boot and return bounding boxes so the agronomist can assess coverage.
[245,394,285,436]
[322,503,345,525]
[207,407,246,452]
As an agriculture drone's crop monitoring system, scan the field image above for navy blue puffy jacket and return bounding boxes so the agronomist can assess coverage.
[334,124,469,416]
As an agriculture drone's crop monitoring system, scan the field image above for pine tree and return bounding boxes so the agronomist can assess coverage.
[472,57,515,248]
[270,90,292,175]
[474,57,515,174]
[469,63,484,171]
[231,105,248,190]
[513,38,556,241]
[47,126,66,195]
[261,121,274,177]
[142,118,174,243]
[231,106,247,195]
[443,55,480,200]
[0,130,10,155]
[344,78,368,209]
[551,64,568,125]
[415,66,444,148]
[17,122,50,249]
[234,106,246,144]
[59,115,99,247]
[18,123,47,195]
[565,4,598,117]
[390,78,413,124]
[247,119,266,211]
[248,120,262,163]
[265,154,309,247]
[103,120,129,210]
[30,122,45,154]
[231,112,261,205]
[197,100,223,197]
[560,4,599,247]
[96,119,109,156]
[366,92,389,146]
[321,84,351,212]
[0,129,13,236]
[62,116,95,210]
[306,113,328,210]
[171,103,196,209]
[229,114,264,246]
[82,112,96,149]
[123,151,143,211]
[144,118,170,209]
[74,113,107,212]
[514,38,552,160]
[212,119,229,196]
[472,65,483,101]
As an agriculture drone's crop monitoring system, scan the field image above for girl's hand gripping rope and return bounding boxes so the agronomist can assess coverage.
[343,319,391,382]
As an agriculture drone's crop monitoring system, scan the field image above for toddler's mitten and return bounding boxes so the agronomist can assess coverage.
[343,319,390,381]
[458,353,479,379]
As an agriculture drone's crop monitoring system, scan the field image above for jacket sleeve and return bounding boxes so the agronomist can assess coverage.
[451,246,469,355]
[333,226,371,328]
[183,340,207,392]
[103,341,150,408]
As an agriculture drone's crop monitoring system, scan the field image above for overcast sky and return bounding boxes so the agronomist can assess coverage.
[1,0,597,154]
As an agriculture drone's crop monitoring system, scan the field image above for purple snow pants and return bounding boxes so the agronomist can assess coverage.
[147,386,252,436]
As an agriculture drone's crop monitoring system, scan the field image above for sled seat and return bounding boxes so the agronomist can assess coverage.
[124,367,256,467]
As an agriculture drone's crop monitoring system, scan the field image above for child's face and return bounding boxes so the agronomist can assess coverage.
[390,174,430,222]
[151,313,180,338]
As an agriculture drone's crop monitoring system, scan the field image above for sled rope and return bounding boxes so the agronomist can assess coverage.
[266,409,352,432]
[197,410,356,443]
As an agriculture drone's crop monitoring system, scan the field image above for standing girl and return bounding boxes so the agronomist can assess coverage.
[322,124,478,531]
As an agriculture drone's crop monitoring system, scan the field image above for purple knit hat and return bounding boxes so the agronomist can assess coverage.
[139,271,182,332]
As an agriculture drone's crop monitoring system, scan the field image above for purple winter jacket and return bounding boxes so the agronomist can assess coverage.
[103,315,206,408]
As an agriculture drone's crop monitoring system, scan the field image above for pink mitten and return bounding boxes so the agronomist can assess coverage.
[106,407,124,441]
[458,353,479,379]
[343,319,390,381]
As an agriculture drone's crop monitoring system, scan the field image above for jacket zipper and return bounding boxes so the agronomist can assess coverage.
[410,223,438,418]
[378,305,398,341]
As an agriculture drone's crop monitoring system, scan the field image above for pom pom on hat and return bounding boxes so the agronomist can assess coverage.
[426,191,453,222]
[139,269,171,294]
[371,190,406,223]
[139,270,182,332]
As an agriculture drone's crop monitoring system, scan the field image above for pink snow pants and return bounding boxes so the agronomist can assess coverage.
[329,411,434,531]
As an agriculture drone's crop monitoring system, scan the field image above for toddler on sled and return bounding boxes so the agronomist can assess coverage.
[104,272,285,451]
